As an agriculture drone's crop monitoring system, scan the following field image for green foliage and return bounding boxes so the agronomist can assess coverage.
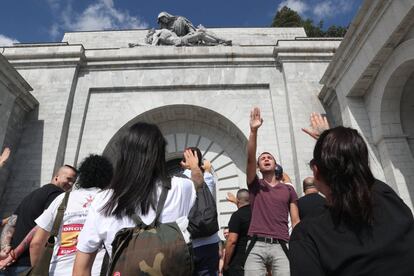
[325,25,347,37]
[271,6,347,37]
[272,6,302,27]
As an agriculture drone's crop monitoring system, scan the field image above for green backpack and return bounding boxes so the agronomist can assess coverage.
[107,180,193,276]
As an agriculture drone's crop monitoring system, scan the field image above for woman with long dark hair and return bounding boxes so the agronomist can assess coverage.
[290,114,414,276]
[73,122,203,275]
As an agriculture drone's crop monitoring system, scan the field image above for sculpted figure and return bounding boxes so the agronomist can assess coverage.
[145,12,232,46]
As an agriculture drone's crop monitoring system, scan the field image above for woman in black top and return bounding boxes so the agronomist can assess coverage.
[290,114,414,276]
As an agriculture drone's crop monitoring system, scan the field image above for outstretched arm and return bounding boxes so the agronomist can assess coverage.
[302,113,330,140]
[0,214,17,260]
[0,226,38,269]
[247,107,263,186]
[0,147,10,168]
[283,172,292,184]
[226,192,237,206]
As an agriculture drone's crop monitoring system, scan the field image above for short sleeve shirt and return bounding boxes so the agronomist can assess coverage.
[248,176,298,241]
[35,188,104,276]
[228,205,251,267]
[11,184,63,266]
[77,176,197,257]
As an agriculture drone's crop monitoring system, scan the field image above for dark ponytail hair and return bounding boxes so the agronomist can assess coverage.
[313,126,375,227]
[102,122,168,218]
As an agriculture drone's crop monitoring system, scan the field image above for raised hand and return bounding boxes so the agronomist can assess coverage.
[0,147,10,167]
[202,160,212,173]
[226,192,237,205]
[302,112,330,140]
[183,149,199,171]
[250,107,263,132]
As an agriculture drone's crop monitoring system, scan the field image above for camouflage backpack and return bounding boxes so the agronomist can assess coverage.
[107,180,193,276]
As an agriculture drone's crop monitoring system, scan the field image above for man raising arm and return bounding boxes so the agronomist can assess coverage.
[244,107,299,276]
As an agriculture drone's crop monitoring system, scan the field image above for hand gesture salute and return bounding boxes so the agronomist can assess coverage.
[250,107,263,132]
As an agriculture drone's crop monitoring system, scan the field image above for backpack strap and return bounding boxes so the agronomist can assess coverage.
[131,178,171,228]
[27,192,70,275]
[51,191,70,237]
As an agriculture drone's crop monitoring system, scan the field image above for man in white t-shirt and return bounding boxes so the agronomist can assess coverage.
[30,155,113,276]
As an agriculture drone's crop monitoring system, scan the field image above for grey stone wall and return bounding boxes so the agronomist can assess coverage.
[0,54,37,209]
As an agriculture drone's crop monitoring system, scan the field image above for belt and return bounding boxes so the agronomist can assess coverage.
[249,236,283,244]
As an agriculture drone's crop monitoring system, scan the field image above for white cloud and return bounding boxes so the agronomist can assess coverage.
[278,0,309,15]
[0,34,19,46]
[312,0,353,19]
[47,0,148,40]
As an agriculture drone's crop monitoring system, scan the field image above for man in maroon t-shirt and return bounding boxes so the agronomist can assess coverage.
[244,107,300,276]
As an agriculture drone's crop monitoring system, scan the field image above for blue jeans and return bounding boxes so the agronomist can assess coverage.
[0,266,31,276]
[193,242,219,276]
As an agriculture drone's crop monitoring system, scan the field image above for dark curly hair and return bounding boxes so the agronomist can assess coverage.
[76,154,113,189]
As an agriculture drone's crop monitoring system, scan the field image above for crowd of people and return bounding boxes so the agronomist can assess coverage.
[0,107,413,276]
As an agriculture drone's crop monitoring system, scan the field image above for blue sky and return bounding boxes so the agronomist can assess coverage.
[0,0,362,46]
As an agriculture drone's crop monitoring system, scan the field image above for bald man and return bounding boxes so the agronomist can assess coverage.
[0,165,77,274]
[297,177,326,219]
[223,189,251,276]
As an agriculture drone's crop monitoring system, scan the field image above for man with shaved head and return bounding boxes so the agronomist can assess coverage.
[297,176,326,220]
[223,189,251,276]
[0,165,77,274]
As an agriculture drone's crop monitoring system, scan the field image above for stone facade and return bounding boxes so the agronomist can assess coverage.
[320,0,414,210]
[0,27,340,229]
[1,0,413,229]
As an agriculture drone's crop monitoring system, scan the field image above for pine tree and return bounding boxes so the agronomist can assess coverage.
[271,6,302,27]
[271,6,347,38]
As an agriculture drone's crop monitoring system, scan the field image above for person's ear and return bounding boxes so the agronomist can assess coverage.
[312,165,320,181]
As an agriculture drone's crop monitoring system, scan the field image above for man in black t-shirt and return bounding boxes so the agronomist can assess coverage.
[297,177,326,220]
[0,165,77,275]
[223,189,251,276]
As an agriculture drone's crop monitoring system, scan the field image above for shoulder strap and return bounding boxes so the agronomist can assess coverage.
[29,192,70,275]
[51,191,70,237]
[131,179,171,228]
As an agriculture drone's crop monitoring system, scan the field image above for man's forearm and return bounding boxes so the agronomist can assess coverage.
[190,166,204,190]
[0,214,17,250]
[246,130,258,185]
[13,226,38,260]
[224,241,236,269]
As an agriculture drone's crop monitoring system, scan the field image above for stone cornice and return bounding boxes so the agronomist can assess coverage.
[83,46,277,69]
[273,39,341,66]
[320,0,414,98]
[2,44,86,68]
[0,53,37,112]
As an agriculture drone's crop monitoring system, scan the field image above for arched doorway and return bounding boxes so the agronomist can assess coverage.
[103,104,248,228]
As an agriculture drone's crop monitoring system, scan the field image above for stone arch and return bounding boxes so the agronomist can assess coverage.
[367,38,414,208]
[103,104,248,227]
[369,39,414,142]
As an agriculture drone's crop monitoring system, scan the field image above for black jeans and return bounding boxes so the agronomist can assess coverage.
[223,266,244,276]
[192,242,219,276]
